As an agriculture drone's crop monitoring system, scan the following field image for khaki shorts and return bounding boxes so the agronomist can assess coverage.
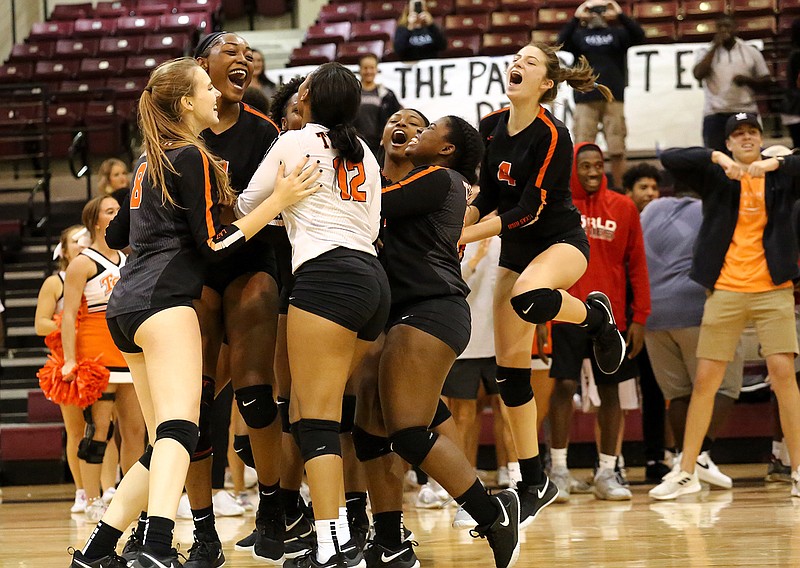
[572,100,627,157]
[645,327,744,400]
[697,288,799,362]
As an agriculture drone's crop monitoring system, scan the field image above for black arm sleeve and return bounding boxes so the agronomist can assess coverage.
[382,167,451,218]
[106,196,130,250]
[393,27,412,59]
[660,147,716,198]
[429,24,447,51]
[557,18,581,52]
[617,13,646,46]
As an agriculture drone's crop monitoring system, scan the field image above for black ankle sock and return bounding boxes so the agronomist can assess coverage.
[135,512,148,540]
[280,488,302,520]
[373,511,403,548]
[345,491,369,527]
[455,479,497,528]
[258,481,281,521]
[83,521,123,560]
[519,455,545,486]
[701,437,713,453]
[143,516,175,557]
[190,506,218,542]
[582,301,605,335]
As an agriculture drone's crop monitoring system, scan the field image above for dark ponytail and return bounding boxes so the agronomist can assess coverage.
[308,62,365,163]
[443,116,483,185]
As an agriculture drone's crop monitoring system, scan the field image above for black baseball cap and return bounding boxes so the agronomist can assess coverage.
[725,112,762,138]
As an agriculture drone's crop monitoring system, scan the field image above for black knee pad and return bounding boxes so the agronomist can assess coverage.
[138,444,154,470]
[429,398,452,429]
[193,375,215,462]
[340,395,357,433]
[510,288,562,324]
[496,366,534,408]
[389,426,438,467]
[236,385,277,430]
[99,392,116,402]
[352,425,391,462]
[277,397,291,434]
[291,419,342,462]
[155,419,200,457]
[78,438,108,464]
[233,434,256,468]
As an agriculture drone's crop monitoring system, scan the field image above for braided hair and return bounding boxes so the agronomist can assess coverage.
[442,116,483,185]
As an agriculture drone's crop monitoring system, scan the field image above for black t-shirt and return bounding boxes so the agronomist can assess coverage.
[381,165,470,305]
[354,87,383,155]
[472,107,581,242]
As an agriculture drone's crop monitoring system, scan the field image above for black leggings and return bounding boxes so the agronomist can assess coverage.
[638,346,666,463]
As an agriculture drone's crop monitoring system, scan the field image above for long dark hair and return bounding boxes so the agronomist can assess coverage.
[308,62,364,163]
[443,116,483,185]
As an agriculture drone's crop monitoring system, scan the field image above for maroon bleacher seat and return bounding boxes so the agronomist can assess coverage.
[116,16,159,35]
[491,10,535,32]
[440,34,480,57]
[179,0,221,13]
[501,0,536,8]
[781,0,800,15]
[86,101,126,153]
[350,19,397,42]
[641,21,677,43]
[35,60,79,81]
[222,0,246,18]
[55,39,99,59]
[445,13,490,35]
[546,0,582,7]
[61,79,107,94]
[98,36,144,56]
[289,43,338,66]
[255,0,289,16]
[107,76,147,98]
[681,0,727,19]
[455,0,499,13]
[530,29,559,43]
[731,0,777,14]
[305,22,352,45]
[0,102,45,126]
[79,57,126,78]
[676,19,717,41]
[737,15,777,38]
[779,14,796,34]
[95,1,133,18]
[364,1,405,20]
[0,424,66,461]
[142,33,189,56]
[0,63,34,84]
[337,40,386,64]
[159,13,209,33]
[536,7,573,28]
[27,391,62,423]
[135,1,177,15]
[426,0,455,16]
[73,18,117,37]
[29,21,74,41]
[50,2,93,20]
[8,43,52,62]
[480,31,528,56]
[125,54,171,75]
[319,2,364,22]
[633,1,679,21]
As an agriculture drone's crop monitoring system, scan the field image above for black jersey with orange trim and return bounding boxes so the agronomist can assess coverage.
[106,145,246,317]
[202,102,280,194]
[381,165,471,305]
[473,106,581,242]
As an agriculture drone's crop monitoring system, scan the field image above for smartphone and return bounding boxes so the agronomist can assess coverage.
[413,0,423,13]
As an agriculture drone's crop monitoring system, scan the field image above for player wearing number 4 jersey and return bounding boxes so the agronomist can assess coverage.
[459,42,627,529]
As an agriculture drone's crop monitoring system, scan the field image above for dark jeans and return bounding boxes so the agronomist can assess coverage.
[703,112,737,152]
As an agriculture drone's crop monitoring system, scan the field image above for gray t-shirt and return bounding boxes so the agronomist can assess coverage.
[641,196,707,330]
[695,38,770,116]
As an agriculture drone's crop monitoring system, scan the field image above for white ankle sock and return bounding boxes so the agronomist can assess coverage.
[780,439,791,466]
[773,440,784,460]
[598,453,617,472]
[315,519,338,563]
[337,506,351,543]
[551,448,568,469]
[507,462,521,483]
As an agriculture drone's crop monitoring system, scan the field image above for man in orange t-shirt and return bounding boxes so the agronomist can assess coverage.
[652,113,800,500]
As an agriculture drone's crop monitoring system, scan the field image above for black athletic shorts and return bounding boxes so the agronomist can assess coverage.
[442,357,500,399]
[204,234,278,295]
[107,304,193,354]
[386,294,471,356]
[264,225,295,315]
[499,226,590,274]
[289,247,390,341]
[550,323,639,385]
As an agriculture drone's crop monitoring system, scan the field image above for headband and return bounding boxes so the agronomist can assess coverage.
[193,32,226,58]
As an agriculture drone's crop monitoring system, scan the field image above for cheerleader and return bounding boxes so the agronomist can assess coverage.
[68,57,319,568]
[459,42,626,527]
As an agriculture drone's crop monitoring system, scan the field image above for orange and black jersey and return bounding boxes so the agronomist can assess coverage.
[106,145,246,316]
[381,165,471,305]
[473,106,581,242]
[201,102,279,194]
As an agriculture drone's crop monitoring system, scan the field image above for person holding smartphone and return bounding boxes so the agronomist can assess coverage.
[394,0,446,61]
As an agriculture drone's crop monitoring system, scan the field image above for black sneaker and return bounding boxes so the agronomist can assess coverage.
[350,521,369,551]
[252,514,285,565]
[363,541,419,568]
[517,476,558,530]
[645,461,672,483]
[120,530,143,562]
[234,528,258,552]
[287,540,365,568]
[470,490,520,568]
[586,291,626,375]
[183,538,225,568]
[69,549,127,568]
[129,547,182,568]
[285,512,315,559]
[401,525,415,543]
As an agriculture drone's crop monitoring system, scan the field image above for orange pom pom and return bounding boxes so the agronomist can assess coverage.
[37,354,110,408]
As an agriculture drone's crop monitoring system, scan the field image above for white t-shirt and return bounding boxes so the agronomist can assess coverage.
[695,38,770,116]
[236,123,381,272]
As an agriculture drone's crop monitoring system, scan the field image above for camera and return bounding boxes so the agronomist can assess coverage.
[588,5,607,14]
[413,1,423,13]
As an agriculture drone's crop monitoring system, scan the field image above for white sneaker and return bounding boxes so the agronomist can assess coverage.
[792,468,800,498]
[497,466,511,488]
[404,469,419,489]
[244,466,258,489]
[101,487,116,504]
[235,491,253,511]
[549,465,572,503]
[507,462,522,485]
[451,505,477,529]
[71,489,87,513]
[176,493,192,519]
[85,497,107,521]
[695,451,732,489]
[300,481,311,505]
[649,470,701,500]
[593,468,632,501]
[415,483,448,509]
[213,490,246,517]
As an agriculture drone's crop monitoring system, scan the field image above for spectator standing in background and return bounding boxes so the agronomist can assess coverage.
[97,158,130,204]
[353,53,403,157]
[558,0,645,188]
[394,0,447,61]
[251,48,277,102]
[693,16,771,152]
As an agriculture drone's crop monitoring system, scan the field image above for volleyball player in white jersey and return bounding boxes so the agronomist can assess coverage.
[237,62,388,568]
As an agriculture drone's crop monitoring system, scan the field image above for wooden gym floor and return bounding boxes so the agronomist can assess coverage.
[1,464,797,567]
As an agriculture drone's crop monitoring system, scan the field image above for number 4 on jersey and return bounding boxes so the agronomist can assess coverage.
[498,161,516,186]
[333,157,366,202]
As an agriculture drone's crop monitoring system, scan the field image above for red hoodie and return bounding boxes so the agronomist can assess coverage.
[568,142,650,331]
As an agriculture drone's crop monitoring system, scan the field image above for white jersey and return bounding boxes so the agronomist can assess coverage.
[236,123,381,272]
[80,248,126,313]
